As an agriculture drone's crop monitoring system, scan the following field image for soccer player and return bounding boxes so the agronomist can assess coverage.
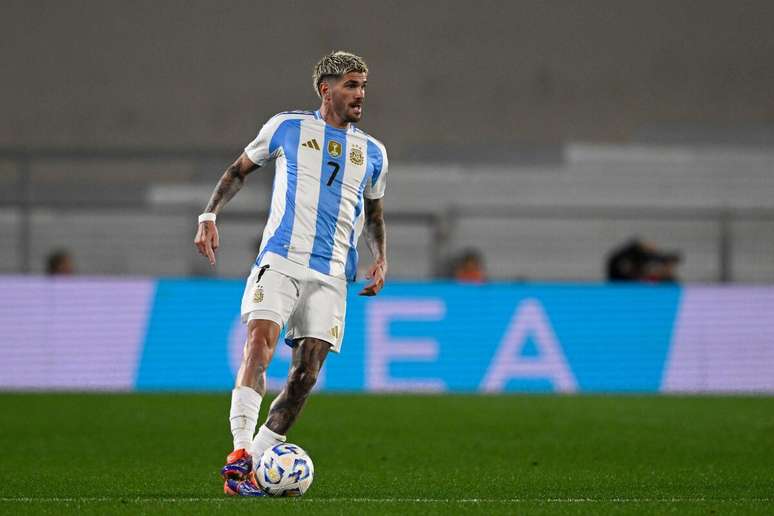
[194,51,388,497]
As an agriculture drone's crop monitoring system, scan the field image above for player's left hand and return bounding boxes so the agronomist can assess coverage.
[358,260,387,296]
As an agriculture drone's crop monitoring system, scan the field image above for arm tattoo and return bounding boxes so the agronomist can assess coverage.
[364,198,386,263]
[204,162,246,214]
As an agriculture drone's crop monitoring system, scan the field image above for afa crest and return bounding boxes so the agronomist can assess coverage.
[328,140,342,158]
[253,286,264,303]
[349,146,364,166]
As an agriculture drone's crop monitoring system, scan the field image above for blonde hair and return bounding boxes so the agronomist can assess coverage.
[312,51,368,98]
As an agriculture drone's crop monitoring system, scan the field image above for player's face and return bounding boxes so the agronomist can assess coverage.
[330,72,367,123]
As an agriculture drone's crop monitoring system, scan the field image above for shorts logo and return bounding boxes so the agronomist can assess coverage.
[349,145,364,166]
[253,286,264,303]
[328,140,342,158]
[329,325,340,339]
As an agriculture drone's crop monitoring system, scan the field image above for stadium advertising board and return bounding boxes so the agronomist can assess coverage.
[1,278,773,393]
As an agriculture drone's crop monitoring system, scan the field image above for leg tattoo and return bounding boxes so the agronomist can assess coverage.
[265,338,330,435]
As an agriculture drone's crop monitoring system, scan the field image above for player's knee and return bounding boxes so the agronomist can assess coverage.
[245,327,273,363]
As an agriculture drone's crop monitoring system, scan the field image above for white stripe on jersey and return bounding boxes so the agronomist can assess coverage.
[262,155,288,249]
[286,119,325,265]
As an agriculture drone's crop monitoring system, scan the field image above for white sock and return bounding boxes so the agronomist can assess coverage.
[250,424,286,462]
[229,386,263,451]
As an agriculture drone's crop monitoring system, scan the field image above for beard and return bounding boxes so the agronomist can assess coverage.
[333,98,363,123]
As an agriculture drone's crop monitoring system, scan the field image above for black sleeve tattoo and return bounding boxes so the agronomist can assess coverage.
[265,338,330,435]
[204,160,248,214]
[363,198,387,263]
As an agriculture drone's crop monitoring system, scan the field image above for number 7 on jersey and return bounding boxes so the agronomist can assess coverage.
[326,161,340,187]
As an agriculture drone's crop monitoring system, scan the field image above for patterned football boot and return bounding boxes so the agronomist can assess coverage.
[220,448,253,481]
[223,472,267,497]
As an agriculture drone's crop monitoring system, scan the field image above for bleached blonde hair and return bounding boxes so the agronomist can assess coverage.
[312,51,368,98]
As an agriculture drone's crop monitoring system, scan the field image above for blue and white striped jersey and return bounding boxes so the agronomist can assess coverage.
[244,110,388,282]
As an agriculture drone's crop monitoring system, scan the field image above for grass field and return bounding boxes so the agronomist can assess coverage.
[0,393,772,515]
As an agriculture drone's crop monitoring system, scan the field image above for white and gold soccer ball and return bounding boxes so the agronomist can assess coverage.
[255,443,315,496]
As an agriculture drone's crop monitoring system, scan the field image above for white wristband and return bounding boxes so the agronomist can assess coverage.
[198,212,217,224]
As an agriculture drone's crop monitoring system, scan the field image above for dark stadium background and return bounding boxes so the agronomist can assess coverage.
[1,1,773,514]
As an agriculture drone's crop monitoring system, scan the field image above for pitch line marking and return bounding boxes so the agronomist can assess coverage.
[0,497,771,504]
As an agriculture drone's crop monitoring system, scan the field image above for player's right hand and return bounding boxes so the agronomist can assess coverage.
[194,221,219,266]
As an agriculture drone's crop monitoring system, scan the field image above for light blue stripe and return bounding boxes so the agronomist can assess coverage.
[345,169,371,281]
[366,139,384,189]
[309,126,347,275]
[257,119,301,262]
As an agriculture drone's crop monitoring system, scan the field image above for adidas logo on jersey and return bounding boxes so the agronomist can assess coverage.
[302,138,321,150]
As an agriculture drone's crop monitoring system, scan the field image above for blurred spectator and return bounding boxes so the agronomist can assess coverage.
[606,238,681,283]
[46,249,75,275]
[453,248,487,283]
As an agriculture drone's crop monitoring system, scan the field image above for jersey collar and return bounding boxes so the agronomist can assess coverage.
[315,110,354,133]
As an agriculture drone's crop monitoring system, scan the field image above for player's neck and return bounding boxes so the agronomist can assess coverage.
[318,106,349,129]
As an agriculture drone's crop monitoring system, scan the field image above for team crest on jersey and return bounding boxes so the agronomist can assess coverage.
[328,140,342,158]
[253,286,264,303]
[349,145,364,166]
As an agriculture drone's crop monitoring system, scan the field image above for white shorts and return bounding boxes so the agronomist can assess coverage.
[240,252,348,353]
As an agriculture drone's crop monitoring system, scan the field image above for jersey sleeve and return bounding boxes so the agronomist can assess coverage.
[244,115,285,166]
[364,140,388,199]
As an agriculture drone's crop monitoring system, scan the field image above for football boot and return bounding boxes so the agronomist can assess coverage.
[220,448,253,481]
[223,472,267,497]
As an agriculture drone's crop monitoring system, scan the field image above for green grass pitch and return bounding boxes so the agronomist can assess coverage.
[0,393,772,515]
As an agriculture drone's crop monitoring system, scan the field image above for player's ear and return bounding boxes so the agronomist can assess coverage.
[322,81,331,101]
[319,77,334,101]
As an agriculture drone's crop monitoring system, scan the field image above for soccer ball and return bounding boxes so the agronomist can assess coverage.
[255,443,314,496]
